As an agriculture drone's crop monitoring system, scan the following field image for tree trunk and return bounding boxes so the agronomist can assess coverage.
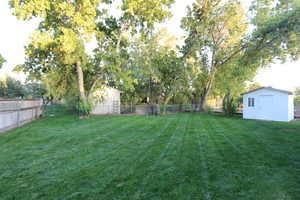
[76,61,86,102]
[199,88,209,112]
[199,72,215,112]
[148,76,152,104]
[163,95,173,115]
[199,48,217,112]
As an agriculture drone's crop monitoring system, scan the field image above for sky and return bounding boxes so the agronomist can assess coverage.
[0,0,299,92]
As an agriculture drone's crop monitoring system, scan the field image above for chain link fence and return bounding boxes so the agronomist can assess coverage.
[120,104,203,115]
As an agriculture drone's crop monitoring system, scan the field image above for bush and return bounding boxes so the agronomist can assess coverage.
[295,96,300,105]
[204,105,214,114]
[222,96,238,116]
[76,100,92,116]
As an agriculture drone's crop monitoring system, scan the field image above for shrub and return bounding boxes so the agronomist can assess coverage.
[295,96,300,105]
[222,96,238,116]
[76,100,92,116]
[204,105,214,114]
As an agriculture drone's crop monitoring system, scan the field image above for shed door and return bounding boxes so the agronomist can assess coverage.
[258,95,274,120]
[112,100,120,114]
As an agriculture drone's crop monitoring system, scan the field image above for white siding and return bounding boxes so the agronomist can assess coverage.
[288,95,294,121]
[92,88,121,115]
[243,88,294,122]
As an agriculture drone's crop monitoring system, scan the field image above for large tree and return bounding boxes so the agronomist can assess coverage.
[182,0,300,111]
[213,59,257,115]
[10,0,175,114]
[124,29,187,106]
[181,0,248,111]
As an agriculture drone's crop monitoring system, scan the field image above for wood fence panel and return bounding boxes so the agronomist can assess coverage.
[0,99,43,133]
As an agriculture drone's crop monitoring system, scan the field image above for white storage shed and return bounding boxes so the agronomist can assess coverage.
[242,87,294,122]
[91,87,121,115]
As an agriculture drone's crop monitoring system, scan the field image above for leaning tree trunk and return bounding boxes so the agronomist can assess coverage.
[199,88,210,112]
[76,61,86,102]
[76,61,90,118]
[163,95,173,115]
[199,72,215,112]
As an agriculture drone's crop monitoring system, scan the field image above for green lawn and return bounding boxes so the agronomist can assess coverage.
[1,109,300,200]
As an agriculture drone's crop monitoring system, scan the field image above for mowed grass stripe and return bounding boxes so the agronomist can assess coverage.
[196,114,221,200]
[198,114,252,200]
[218,116,298,167]
[216,116,291,167]
[0,115,134,155]
[0,116,144,176]
[47,116,167,199]
[92,116,180,199]
[94,114,188,199]
[139,114,190,200]
[202,114,299,200]
[0,116,156,198]
[203,115,264,199]
[217,116,300,198]
[35,116,180,199]
[172,113,208,200]
[1,113,300,200]
[214,115,286,199]
[215,116,272,165]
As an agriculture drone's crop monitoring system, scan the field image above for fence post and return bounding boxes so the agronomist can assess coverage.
[16,101,21,127]
[35,106,38,119]
[32,103,34,121]
[35,101,38,119]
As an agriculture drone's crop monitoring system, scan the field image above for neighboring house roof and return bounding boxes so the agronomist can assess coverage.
[241,87,293,95]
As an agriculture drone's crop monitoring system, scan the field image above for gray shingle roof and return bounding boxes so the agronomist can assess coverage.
[241,87,293,95]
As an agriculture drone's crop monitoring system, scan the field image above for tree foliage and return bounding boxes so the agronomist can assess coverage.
[0,76,25,98]
[248,82,262,91]
[181,0,300,111]
[242,0,300,67]
[181,0,248,110]
[122,29,187,106]
[0,76,46,99]
[9,0,300,115]
[295,86,300,104]
[10,0,175,115]
[0,54,5,69]
[213,60,256,115]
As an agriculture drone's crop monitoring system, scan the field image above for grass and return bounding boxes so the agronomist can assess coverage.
[1,107,300,200]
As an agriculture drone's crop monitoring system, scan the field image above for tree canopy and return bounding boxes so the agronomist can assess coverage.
[0,54,5,69]
[0,75,46,100]
[10,0,175,115]
[9,0,300,114]
[181,0,248,110]
[181,0,300,111]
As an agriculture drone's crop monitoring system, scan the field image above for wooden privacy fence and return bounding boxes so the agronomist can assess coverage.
[0,99,43,133]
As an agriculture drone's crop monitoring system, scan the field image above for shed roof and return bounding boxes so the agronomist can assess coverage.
[242,87,293,95]
[94,87,122,93]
